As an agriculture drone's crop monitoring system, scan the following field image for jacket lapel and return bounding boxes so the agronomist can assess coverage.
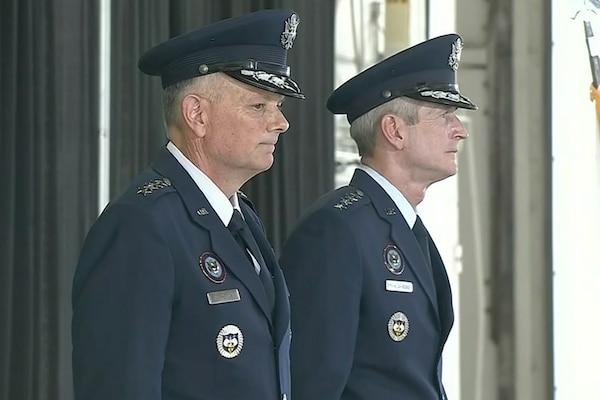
[350,169,439,314]
[428,239,455,341]
[151,148,273,323]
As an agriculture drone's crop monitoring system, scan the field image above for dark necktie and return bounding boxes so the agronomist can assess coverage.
[412,215,432,274]
[228,209,275,310]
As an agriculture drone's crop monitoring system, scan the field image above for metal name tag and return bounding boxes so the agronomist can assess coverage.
[207,289,241,305]
[385,280,414,293]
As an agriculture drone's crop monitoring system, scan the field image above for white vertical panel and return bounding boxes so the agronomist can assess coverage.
[408,0,427,43]
[552,2,600,399]
[427,0,456,38]
[98,0,111,214]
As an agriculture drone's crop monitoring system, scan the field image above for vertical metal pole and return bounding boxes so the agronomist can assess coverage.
[98,0,111,214]
[367,2,382,63]
[513,0,553,398]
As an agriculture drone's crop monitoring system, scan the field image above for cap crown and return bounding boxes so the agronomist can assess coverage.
[327,34,476,123]
[138,9,303,98]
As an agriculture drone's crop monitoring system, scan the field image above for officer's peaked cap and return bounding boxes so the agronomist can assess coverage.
[138,9,304,99]
[327,34,477,123]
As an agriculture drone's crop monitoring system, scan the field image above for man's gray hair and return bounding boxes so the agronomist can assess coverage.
[162,73,224,128]
[349,97,422,157]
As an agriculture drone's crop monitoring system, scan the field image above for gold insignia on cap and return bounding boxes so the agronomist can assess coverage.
[388,311,409,342]
[280,13,299,49]
[448,37,463,71]
[383,244,405,275]
[216,324,244,358]
[333,189,364,210]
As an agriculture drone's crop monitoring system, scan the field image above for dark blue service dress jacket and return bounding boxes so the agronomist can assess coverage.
[280,169,454,400]
[72,148,291,400]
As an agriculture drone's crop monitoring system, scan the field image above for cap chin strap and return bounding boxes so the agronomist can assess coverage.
[381,83,459,100]
[197,59,290,77]
[416,90,473,106]
[381,82,476,110]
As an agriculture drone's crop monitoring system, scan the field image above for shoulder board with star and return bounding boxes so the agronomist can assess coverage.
[331,187,367,211]
[136,177,174,197]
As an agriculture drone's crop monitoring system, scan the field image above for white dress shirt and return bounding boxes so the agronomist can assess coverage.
[357,164,417,228]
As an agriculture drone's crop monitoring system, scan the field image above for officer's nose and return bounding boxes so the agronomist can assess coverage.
[451,114,468,140]
[271,107,290,134]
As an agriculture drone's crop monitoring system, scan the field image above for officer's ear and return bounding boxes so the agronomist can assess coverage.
[380,113,408,150]
[181,94,211,138]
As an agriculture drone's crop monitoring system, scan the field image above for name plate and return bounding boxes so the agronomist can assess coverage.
[385,280,413,293]
[207,289,241,305]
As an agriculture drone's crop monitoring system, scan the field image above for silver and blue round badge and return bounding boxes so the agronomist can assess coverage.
[388,311,409,342]
[216,324,244,358]
[383,244,405,275]
[199,252,226,283]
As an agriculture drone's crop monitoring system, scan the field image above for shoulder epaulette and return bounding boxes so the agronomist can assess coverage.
[333,188,365,210]
[136,178,172,196]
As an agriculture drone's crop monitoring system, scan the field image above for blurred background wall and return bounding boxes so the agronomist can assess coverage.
[2,0,599,399]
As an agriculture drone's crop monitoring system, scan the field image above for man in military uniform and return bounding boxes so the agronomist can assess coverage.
[72,9,303,400]
[279,34,477,400]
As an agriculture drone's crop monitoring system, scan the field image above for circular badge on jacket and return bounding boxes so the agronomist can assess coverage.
[216,324,244,358]
[383,244,405,275]
[199,252,226,283]
[388,311,409,342]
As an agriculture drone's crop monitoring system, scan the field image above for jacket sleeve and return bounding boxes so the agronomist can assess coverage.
[72,203,174,400]
[279,208,362,400]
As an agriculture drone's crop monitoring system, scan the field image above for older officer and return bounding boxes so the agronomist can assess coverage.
[280,34,477,400]
[72,9,303,400]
